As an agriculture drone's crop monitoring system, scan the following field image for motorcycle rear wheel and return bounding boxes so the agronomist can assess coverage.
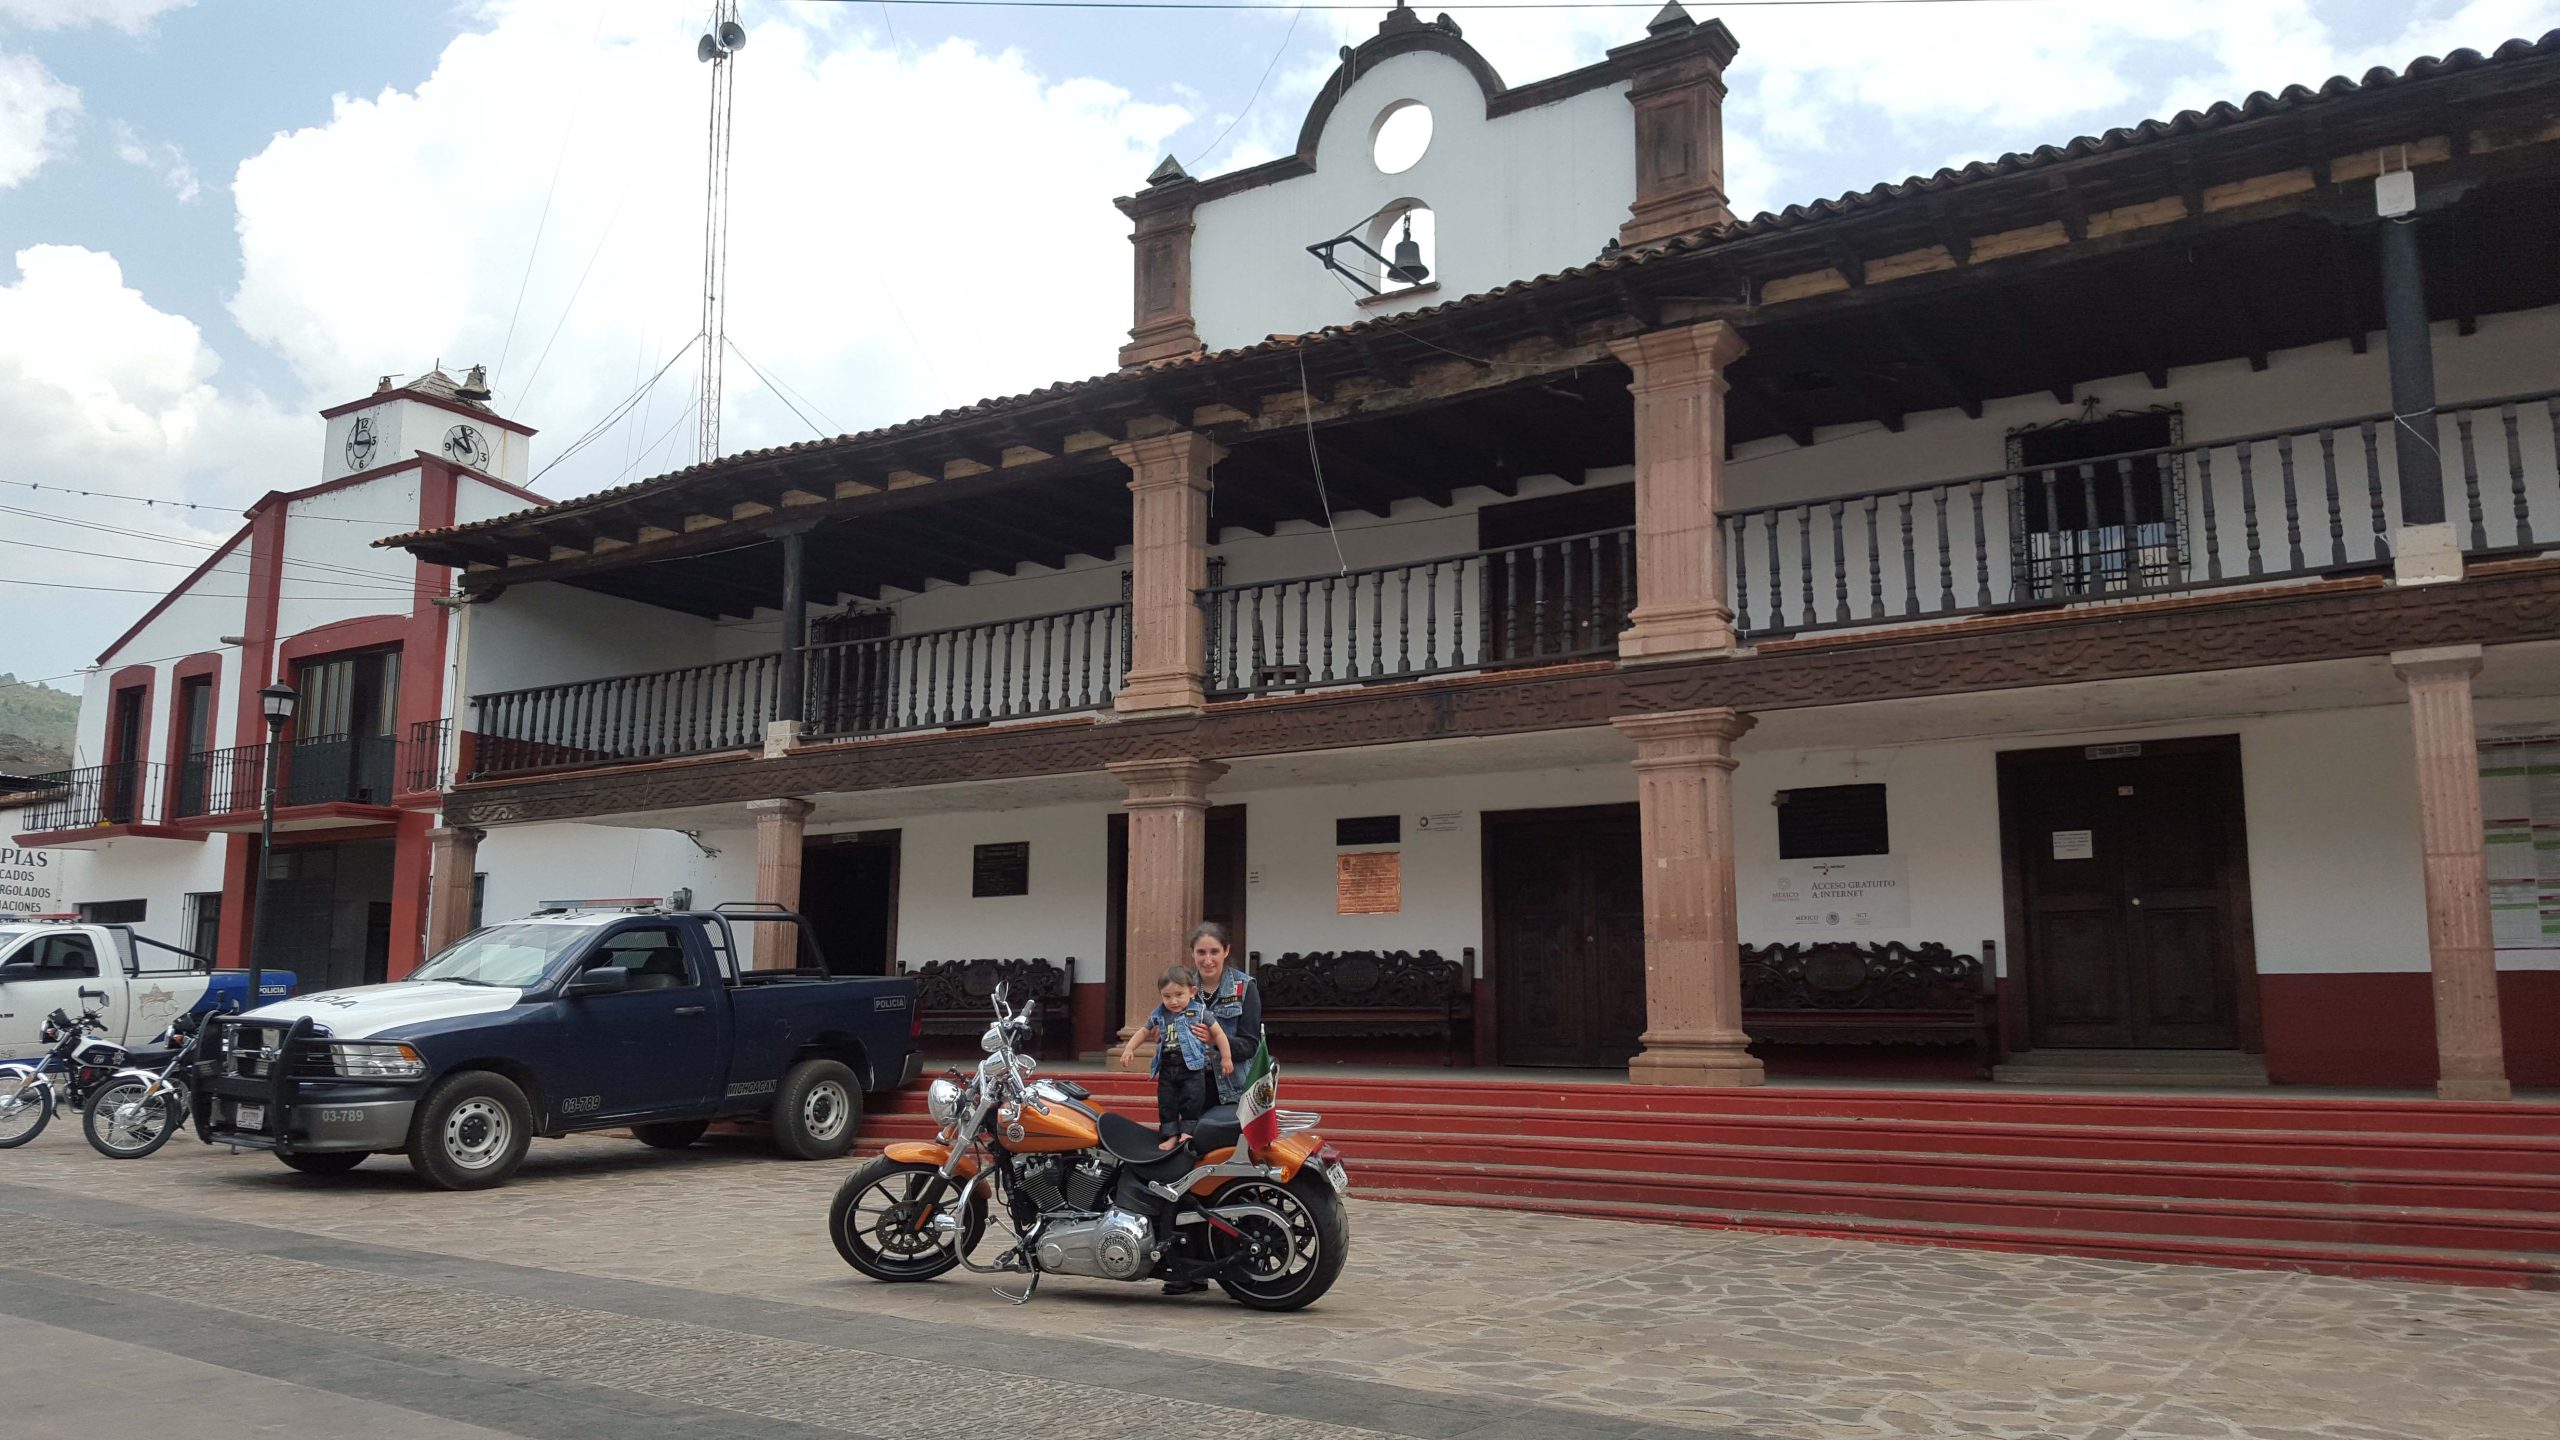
[0,1075,52,1149]
[82,1079,182,1159]
[829,1157,985,1281]
[1207,1172,1349,1311]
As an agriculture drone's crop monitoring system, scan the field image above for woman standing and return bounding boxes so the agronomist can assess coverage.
[1170,920,1259,1296]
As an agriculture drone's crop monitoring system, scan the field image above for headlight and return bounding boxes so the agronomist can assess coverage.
[329,1042,426,1079]
[979,1023,1005,1054]
[925,1077,964,1126]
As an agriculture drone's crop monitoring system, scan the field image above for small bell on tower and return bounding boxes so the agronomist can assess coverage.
[1389,215,1429,285]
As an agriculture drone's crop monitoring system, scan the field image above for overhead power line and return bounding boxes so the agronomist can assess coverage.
[0,478,413,526]
[802,0,2044,10]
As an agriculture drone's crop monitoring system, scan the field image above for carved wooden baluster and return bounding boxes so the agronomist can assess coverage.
[2036,467,2059,598]
[2196,448,2222,580]
[1795,507,1814,629]
[1248,583,1267,689]
[1295,578,1312,681]
[2073,462,2101,594]
[2274,434,2304,572]
[1864,496,1883,619]
[1397,565,1414,673]
[1555,541,1577,657]
[1316,575,1336,680]
[2235,440,2263,575]
[1532,543,1552,657]
[1371,569,1388,676]
[1898,491,1918,617]
[2456,408,2486,553]
[1969,478,1990,608]
[1731,517,1752,636]
[2509,402,2535,547]
[1828,499,1849,624]
[1766,513,1783,629]
[2361,419,2393,560]
[2114,458,2143,592]
[2313,427,2344,567]
[1424,559,1441,668]
[1453,555,1470,667]
[1933,485,1955,609]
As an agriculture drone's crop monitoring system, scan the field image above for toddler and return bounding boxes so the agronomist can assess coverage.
[1115,963,1234,1149]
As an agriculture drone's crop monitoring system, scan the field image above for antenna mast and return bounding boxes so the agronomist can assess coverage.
[696,2,745,465]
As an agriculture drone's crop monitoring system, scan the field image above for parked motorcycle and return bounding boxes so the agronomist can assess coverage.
[827,987,1350,1309]
[0,989,129,1149]
[82,1005,224,1159]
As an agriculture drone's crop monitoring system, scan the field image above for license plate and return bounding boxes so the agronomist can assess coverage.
[236,1104,265,1130]
[1323,1158,1350,1194]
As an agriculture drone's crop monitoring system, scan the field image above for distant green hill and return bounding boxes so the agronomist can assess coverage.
[0,674,77,774]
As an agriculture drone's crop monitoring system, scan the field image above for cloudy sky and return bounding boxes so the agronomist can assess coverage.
[1,0,2552,696]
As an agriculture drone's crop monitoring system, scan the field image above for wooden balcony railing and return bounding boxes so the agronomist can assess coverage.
[470,652,784,781]
[1721,391,2560,639]
[802,603,1129,740]
[15,761,164,832]
[1200,526,1635,697]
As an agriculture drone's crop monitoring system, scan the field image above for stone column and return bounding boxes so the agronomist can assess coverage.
[2392,645,2511,1101]
[424,825,485,958]
[1114,432,1222,714]
[747,797,814,970]
[1108,756,1227,1066]
[1611,707,1763,1087]
[1607,322,1747,662]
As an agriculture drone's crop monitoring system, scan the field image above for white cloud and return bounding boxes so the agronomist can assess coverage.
[111,120,198,202]
[0,48,77,189]
[226,1,1190,503]
[0,0,193,34]
[0,245,306,680]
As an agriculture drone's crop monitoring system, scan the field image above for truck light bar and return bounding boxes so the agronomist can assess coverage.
[24,912,82,922]
[533,897,665,911]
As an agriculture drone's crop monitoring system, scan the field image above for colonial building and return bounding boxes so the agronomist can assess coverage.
[396,8,2560,1098]
[12,370,543,992]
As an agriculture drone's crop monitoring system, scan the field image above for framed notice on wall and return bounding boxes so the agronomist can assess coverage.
[1336,851,1401,914]
[2481,736,2560,948]
[971,841,1031,899]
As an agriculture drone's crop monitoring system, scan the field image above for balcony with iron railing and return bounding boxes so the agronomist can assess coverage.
[169,732,411,830]
[9,761,194,847]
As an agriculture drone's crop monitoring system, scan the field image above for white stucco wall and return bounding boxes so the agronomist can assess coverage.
[86,541,251,767]
[466,582,723,698]
[274,472,421,642]
[44,834,232,950]
[885,803,1113,983]
[1190,49,1630,351]
[470,823,756,929]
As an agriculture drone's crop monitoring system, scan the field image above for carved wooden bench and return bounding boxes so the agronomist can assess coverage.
[910,957,1075,1058]
[1249,949,1476,1066]
[1740,940,1998,1077]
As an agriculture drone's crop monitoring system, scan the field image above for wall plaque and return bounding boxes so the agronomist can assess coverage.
[971,841,1030,898]
[1335,851,1401,914]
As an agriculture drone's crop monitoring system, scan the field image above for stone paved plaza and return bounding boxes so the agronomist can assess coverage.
[0,1128,2553,1440]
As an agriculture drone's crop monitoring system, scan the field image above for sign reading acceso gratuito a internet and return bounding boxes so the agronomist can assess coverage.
[1755,855,1909,931]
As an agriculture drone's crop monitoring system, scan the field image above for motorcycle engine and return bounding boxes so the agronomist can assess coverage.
[1034,1208,1158,1281]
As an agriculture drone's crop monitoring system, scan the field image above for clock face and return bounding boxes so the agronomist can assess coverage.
[343,417,377,471]
[442,423,491,471]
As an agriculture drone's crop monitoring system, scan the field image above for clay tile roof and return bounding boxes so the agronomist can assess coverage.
[381,30,2560,555]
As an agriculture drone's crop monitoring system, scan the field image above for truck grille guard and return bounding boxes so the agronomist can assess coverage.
[190,1014,328,1149]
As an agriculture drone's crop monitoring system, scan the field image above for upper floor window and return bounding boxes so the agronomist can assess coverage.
[2007,407,2185,602]
[1371,100,1431,174]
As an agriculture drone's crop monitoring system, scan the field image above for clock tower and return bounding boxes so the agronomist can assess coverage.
[316,365,536,485]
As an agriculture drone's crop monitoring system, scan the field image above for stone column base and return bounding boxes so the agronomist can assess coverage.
[1629,1035,1765,1088]
[1618,601,1736,663]
[1114,666,1206,714]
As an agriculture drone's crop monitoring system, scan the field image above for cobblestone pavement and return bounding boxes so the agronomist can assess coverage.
[1,1130,2554,1440]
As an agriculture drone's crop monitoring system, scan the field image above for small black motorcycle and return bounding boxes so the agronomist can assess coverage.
[0,989,130,1149]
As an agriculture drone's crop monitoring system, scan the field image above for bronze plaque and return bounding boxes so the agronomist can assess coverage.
[1336,851,1401,915]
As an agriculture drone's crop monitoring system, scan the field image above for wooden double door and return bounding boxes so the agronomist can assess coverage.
[1486,805,1646,1068]
[2000,736,2256,1050]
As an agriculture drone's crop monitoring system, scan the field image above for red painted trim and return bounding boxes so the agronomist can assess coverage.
[159,652,224,817]
[93,525,251,666]
[2260,971,2560,1088]
[278,613,409,665]
[387,809,434,978]
[215,835,251,969]
[103,664,155,777]
[232,505,287,751]
[318,389,537,437]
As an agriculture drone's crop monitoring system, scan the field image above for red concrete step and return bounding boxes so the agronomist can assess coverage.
[1347,1157,2560,1253]
[1311,1129,2560,1211]
[1354,1186,2560,1291]
[875,1089,2560,1177]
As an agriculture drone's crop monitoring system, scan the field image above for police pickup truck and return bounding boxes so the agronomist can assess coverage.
[193,901,920,1190]
[0,917,291,1062]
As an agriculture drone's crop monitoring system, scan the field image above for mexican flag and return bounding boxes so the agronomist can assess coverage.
[1238,1046,1280,1153]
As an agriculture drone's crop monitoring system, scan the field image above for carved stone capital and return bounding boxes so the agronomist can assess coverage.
[1607,319,1748,393]
[744,797,816,821]
[1613,706,1754,765]
[1112,430,1225,487]
[1107,756,1227,808]
[2391,642,2485,683]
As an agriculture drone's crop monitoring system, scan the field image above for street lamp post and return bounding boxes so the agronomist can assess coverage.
[246,683,297,1012]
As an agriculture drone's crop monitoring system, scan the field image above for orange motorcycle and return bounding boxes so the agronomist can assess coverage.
[827,987,1350,1309]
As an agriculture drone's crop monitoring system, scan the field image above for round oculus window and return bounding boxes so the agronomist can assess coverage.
[1371,101,1432,176]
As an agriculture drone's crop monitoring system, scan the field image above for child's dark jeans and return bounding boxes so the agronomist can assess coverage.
[1156,1062,1211,1140]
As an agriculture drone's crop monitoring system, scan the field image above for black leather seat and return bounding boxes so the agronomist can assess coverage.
[625,953,689,991]
[1099,1109,1180,1166]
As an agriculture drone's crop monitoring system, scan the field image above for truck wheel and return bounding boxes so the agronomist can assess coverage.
[406,1072,532,1190]
[278,1151,368,1176]
[773,1059,862,1160]
[632,1120,709,1150]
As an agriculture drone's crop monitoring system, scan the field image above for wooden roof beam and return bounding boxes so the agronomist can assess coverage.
[1875,309,1983,419]
[1728,375,1815,448]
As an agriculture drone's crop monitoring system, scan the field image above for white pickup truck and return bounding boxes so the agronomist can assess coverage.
[0,919,292,1063]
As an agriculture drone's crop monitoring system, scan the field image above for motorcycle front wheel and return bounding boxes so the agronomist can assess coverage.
[1206,1172,1349,1311]
[828,1157,986,1281]
[82,1079,182,1159]
[0,1074,53,1149]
